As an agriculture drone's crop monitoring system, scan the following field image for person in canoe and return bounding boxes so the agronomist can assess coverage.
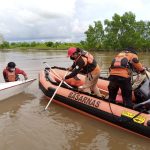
[63,47,102,97]
[3,62,28,82]
[108,47,146,108]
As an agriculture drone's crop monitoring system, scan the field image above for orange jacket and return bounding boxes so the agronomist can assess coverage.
[109,51,144,78]
[3,67,27,82]
[65,52,100,79]
[77,51,101,75]
[81,56,101,75]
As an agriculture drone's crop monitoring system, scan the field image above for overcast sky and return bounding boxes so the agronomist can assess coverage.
[0,0,150,42]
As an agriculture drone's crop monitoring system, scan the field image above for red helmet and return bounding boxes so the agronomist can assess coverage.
[67,47,77,57]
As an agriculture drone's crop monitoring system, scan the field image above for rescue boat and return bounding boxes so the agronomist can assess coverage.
[0,79,36,101]
[39,66,150,139]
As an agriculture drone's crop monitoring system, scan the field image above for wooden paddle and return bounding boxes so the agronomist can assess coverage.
[44,71,68,110]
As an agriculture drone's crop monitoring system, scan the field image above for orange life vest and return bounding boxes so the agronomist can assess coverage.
[74,51,97,74]
[111,52,130,69]
[110,51,144,78]
[84,52,94,64]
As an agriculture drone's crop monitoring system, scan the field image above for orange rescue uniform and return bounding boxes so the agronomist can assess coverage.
[110,51,144,78]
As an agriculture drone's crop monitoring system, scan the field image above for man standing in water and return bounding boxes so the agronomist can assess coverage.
[63,47,102,97]
[108,47,145,108]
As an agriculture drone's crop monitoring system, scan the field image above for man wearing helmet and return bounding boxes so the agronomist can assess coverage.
[64,47,102,97]
[108,47,145,108]
[3,62,28,82]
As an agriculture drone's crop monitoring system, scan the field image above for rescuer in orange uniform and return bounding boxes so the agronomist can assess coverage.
[108,47,145,108]
[64,47,102,97]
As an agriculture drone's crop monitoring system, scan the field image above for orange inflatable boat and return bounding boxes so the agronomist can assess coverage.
[39,66,150,139]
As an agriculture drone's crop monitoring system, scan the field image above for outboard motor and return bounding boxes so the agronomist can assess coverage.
[133,99,150,114]
[134,78,150,103]
[132,70,150,103]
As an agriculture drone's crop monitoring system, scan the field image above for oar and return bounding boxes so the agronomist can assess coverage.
[44,71,68,110]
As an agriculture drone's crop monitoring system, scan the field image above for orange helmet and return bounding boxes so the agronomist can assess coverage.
[67,47,77,57]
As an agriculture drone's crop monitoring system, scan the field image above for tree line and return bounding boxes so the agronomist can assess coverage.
[83,11,150,51]
[1,12,150,51]
[0,41,83,50]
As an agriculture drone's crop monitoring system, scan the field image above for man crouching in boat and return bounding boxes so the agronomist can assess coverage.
[63,47,102,97]
[3,62,28,82]
[108,47,145,108]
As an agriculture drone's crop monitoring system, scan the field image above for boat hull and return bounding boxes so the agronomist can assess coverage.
[39,69,150,139]
[0,79,36,101]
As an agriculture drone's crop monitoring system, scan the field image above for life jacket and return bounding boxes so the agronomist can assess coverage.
[75,51,97,74]
[109,51,136,78]
[110,51,131,69]
[5,69,18,82]
[110,51,144,78]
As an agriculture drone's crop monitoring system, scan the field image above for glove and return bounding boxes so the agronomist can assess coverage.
[67,67,73,71]
[140,68,146,75]
[78,86,84,91]
[24,76,28,80]
[78,86,83,89]
[61,77,66,81]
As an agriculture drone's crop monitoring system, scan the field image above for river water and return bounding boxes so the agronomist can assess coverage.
[0,50,149,150]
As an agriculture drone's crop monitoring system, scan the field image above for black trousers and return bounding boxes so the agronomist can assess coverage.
[108,75,133,107]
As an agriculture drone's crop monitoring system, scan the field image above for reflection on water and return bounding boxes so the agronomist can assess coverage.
[0,50,149,150]
[40,96,111,150]
[0,93,36,115]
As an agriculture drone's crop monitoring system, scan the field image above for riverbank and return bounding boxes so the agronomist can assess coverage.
[0,47,107,52]
[0,41,83,51]
[0,47,68,51]
[1,41,150,52]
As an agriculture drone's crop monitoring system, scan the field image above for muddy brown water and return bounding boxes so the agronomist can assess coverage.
[0,50,149,150]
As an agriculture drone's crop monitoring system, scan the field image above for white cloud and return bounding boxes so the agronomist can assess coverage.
[0,0,77,41]
[0,23,11,34]
[0,0,150,42]
[80,0,150,20]
[71,19,86,33]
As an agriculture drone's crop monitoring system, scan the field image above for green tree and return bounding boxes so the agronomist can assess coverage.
[0,33,4,44]
[53,42,61,48]
[83,11,150,51]
[84,21,104,50]
[136,21,150,50]
[45,41,53,47]
[30,41,37,47]
[0,41,9,49]
[104,12,139,49]
[80,40,87,49]
[103,13,122,50]
[19,42,30,47]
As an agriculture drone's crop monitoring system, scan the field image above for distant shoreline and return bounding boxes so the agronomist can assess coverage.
[0,47,115,51]
[0,48,149,52]
[0,48,68,51]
